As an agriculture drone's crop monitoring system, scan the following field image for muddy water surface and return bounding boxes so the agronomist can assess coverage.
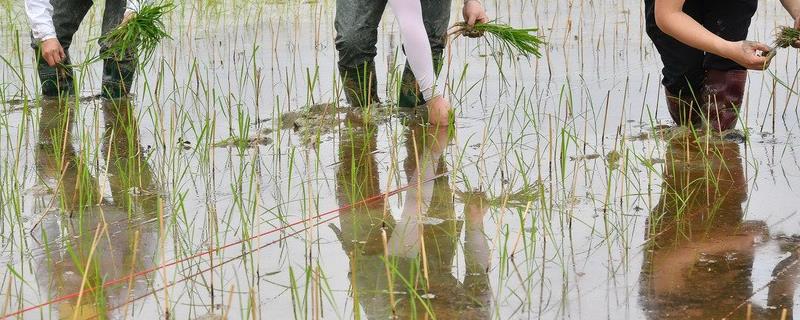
[0,0,799,319]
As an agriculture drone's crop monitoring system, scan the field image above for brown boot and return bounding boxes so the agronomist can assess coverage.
[665,89,702,128]
[700,69,746,132]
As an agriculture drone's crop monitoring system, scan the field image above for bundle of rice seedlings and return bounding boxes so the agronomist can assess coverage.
[450,21,545,58]
[775,26,800,48]
[94,2,174,64]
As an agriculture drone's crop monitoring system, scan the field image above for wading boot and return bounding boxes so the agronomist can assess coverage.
[339,63,380,108]
[398,56,443,109]
[701,69,747,132]
[665,88,702,128]
[101,58,137,99]
[398,66,425,109]
[37,56,75,99]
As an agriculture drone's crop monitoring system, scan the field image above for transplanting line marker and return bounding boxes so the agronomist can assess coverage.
[1,148,504,319]
[89,214,342,319]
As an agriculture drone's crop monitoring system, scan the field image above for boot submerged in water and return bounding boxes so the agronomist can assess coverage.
[665,88,702,129]
[701,69,747,132]
[101,58,137,99]
[339,63,381,108]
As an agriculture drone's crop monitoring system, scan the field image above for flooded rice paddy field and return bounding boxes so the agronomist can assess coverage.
[1,0,800,319]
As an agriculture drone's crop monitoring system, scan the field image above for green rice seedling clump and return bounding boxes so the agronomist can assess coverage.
[774,26,800,48]
[451,21,545,58]
[96,2,174,64]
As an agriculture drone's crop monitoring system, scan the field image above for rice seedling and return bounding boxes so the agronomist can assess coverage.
[450,21,546,58]
[775,26,800,49]
[0,0,799,319]
[93,2,174,64]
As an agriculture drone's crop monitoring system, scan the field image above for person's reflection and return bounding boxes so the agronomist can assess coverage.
[331,116,492,319]
[35,100,101,212]
[33,98,160,319]
[330,113,396,318]
[640,135,799,319]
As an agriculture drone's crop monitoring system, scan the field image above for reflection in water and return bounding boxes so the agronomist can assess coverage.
[33,99,161,319]
[640,136,799,319]
[331,115,492,319]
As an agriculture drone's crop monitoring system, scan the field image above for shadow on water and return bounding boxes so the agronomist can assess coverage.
[330,114,492,319]
[640,135,800,320]
[32,98,162,319]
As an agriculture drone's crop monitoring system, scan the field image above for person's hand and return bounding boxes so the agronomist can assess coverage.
[463,0,489,27]
[426,95,451,127]
[724,40,773,70]
[41,38,65,67]
[122,10,136,26]
[793,18,800,48]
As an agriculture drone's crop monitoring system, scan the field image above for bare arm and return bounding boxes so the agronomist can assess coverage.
[780,0,800,20]
[654,0,771,70]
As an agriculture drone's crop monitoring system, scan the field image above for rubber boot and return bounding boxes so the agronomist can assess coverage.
[101,58,137,99]
[398,56,443,109]
[398,66,425,109]
[339,63,380,108]
[37,55,75,99]
[665,88,702,128]
[700,69,746,132]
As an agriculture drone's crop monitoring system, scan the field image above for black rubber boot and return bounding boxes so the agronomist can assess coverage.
[398,65,426,109]
[398,56,443,109]
[339,63,380,108]
[37,55,75,98]
[101,58,136,99]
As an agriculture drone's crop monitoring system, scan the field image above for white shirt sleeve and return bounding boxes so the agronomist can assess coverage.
[25,0,57,41]
[388,0,443,101]
[25,0,144,42]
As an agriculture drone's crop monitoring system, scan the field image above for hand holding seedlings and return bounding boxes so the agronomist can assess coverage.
[121,10,136,26]
[724,40,773,70]
[778,0,800,47]
[26,0,162,97]
[462,0,489,32]
[40,38,65,67]
[775,26,800,48]
[764,21,800,65]
[450,22,545,58]
[95,2,174,64]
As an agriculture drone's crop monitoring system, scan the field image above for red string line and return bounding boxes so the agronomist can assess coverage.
[90,214,342,319]
[1,168,451,319]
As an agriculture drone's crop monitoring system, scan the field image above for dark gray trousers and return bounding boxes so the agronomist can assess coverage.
[334,0,450,107]
[31,0,136,98]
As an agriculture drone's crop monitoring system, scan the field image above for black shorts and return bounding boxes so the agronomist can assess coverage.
[645,0,758,95]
